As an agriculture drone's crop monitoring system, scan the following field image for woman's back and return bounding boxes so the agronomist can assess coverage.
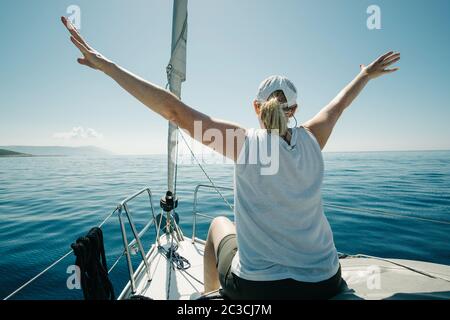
[232,126,339,282]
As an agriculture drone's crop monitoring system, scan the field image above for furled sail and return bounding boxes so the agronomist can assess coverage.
[167,0,188,194]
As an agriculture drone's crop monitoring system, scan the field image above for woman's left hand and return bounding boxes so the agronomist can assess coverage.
[61,16,111,72]
[360,51,400,80]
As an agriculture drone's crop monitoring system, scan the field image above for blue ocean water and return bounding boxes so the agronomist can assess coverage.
[0,151,449,300]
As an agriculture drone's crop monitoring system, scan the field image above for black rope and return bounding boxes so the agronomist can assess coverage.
[160,244,191,271]
[71,227,115,300]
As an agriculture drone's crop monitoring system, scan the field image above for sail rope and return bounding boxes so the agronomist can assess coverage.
[108,252,125,274]
[177,128,450,227]
[178,129,234,211]
[325,203,450,225]
[340,253,450,283]
[166,233,175,299]
[174,129,179,196]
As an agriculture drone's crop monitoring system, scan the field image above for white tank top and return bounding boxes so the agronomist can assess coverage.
[231,126,339,282]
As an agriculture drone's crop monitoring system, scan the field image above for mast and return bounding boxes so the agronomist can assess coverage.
[167,0,188,195]
[163,2,188,298]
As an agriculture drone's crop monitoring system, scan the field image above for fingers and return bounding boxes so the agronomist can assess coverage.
[70,36,90,55]
[377,51,401,67]
[380,52,394,62]
[61,16,91,49]
[377,51,394,63]
[382,56,400,67]
[61,16,71,30]
[382,67,399,74]
[382,52,400,64]
[77,58,97,69]
[385,52,400,60]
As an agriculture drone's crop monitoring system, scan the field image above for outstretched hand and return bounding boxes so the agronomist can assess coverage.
[360,51,400,80]
[61,16,110,71]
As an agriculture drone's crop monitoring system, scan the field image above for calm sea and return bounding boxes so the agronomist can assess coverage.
[0,151,449,299]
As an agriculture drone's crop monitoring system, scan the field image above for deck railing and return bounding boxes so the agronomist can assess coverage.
[191,184,234,243]
[117,187,156,293]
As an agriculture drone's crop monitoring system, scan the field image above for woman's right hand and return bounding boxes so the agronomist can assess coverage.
[360,51,400,80]
[61,16,111,71]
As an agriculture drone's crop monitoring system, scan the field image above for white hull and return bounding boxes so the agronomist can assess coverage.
[335,256,450,300]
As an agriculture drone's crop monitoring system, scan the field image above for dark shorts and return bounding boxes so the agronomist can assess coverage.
[217,234,343,300]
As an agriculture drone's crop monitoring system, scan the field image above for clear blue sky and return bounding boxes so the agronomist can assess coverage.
[1,0,449,154]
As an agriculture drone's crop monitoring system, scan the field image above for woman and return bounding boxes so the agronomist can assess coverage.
[61,17,400,299]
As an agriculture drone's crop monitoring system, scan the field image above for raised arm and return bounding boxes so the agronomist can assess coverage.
[61,17,245,161]
[303,51,400,150]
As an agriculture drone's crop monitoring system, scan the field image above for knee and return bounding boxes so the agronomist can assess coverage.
[211,216,231,228]
[207,216,231,240]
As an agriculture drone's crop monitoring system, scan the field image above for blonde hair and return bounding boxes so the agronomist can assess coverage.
[260,97,288,136]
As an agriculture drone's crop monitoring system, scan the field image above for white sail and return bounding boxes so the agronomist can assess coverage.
[167,0,188,193]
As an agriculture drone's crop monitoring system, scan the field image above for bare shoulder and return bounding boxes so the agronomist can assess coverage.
[298,124,323,150]
[299,124,315,137]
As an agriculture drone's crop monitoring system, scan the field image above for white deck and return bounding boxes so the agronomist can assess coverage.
[119,235,450,300]
[119,235,205,300]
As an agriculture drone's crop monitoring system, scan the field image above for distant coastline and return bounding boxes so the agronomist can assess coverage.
[0,146,113,157]
[0,149,32,157]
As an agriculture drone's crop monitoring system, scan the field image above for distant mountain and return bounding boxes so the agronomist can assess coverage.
[0,148,32,157]
[0,146,114,156]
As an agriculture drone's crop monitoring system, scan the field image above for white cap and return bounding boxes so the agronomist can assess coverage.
[256,75,298,107]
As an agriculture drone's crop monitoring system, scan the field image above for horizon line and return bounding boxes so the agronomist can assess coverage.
[2,145,450,156]
[116,148,450,156]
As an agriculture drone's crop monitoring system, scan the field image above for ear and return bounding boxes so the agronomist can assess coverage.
[253,100,261,115]
[287,105,298,118]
